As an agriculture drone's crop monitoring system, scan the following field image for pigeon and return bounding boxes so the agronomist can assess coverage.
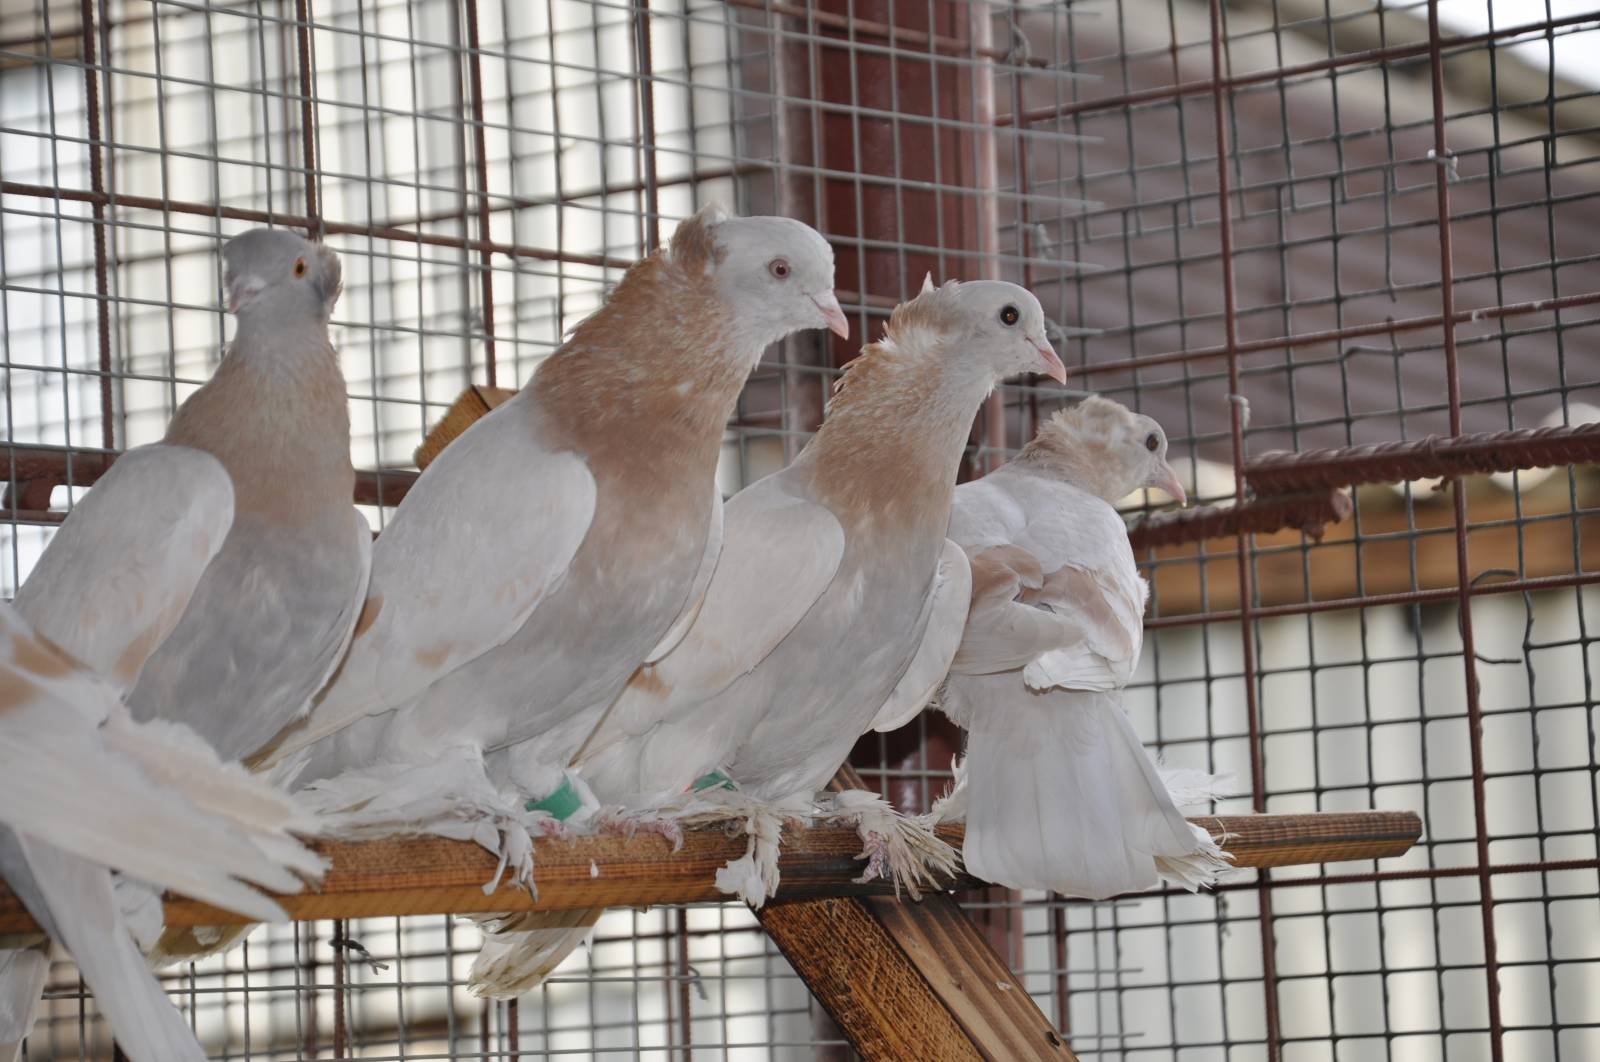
[125,228,372,766]
[257,207,847,885]
[937,396,1233,897]
[0,442,324,1062]
[576,277,1067,907]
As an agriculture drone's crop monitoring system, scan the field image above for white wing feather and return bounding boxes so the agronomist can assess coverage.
[576,473,845,771]
[643,484,722,664]
[870,539,971,733]
[12,444,234,694]
[264,396,597,761]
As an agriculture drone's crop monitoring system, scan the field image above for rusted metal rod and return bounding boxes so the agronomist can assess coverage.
[1245,423,1600,494]
[1128,489,1352,550]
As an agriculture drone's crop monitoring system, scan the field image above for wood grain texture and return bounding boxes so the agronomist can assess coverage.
[756,765,1072,1061]
[0,810,1421,935]
[760,896,989,1061]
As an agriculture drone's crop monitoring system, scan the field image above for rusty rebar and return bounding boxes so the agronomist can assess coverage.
[1128,489,1352,550]
[1246,423,1600,494]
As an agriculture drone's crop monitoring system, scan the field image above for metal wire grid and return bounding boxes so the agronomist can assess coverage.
[4,0,1600,1059]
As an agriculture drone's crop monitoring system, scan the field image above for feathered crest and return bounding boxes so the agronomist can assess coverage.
[666,203,730,276]
[1021,395,1129,463]
[829,277,965,400]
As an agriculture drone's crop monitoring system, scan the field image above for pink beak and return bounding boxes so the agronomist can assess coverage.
[226,273,264,314]
[1033,339,1068,384]
[1148,460,1188,507]
[811,291,850,340]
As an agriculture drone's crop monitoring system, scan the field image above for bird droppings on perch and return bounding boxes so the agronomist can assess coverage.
[0,809,1421,935]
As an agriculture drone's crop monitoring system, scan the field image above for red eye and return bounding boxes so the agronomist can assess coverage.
[293,257,308,278]
[769,258,790,279]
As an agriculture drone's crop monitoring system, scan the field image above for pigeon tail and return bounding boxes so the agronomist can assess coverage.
[955,676,1234,898]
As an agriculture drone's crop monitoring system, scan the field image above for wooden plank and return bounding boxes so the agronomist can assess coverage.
[0,810,1421,935]
[757,767,1072,1061]
[760,896,988,1061]
[864,893,1075,1059]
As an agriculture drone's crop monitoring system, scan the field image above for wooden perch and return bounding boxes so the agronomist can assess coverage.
[0,810,1420,936]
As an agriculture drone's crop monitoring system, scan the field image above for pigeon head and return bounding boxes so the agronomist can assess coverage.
[222,228,342,318]
[680,207,847,349]
[1031,395,1187,506]
[896,278,1066,388]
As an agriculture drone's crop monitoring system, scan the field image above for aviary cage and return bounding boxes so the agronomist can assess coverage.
[0,0,1595,1059]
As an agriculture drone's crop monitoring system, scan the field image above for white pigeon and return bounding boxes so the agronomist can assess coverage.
[0,442,324,1062]
[578,278,1067,904]
[125,228,372,766]
[938,396,1233,898]
[257,207,847,884]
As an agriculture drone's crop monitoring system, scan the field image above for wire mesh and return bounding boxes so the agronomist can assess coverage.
[2,0,1598,1059]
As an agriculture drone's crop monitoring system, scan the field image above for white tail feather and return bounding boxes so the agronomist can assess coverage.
[0,837,208,1062]
[0,946,49,1062]
[954,674,1232,898]
[468,912,603,998]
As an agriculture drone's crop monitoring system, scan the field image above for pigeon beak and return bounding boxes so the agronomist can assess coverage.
[1031,337,1068,384]
[226,273,266,314]
[810,291,850,340]
[1148,459,1188,507]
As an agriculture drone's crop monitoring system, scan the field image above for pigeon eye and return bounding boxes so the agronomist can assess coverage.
[768,258,791,280]
[1145,432,1160,452]
[293,257,308,278]
[999,304,1019,326]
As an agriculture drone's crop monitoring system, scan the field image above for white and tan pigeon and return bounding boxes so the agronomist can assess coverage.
[938,396,1233,898]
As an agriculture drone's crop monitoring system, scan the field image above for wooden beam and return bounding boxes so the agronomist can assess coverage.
[758,767,1074,1061]
[0,810,1421,936]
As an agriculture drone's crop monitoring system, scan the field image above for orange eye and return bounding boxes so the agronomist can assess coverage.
[293,257,308,278]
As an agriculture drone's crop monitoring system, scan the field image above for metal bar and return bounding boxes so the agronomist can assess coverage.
[461,0,497,385]
[632,0,661,254]
[292,0,319,234]
[1205,1,1280,1056]
[721,0,1059,71]
[1142,570,1600,629]
[0,181,634,269]
[1062,289,1600,380]
[1128,488,1352,550]
[1246,423,1600,494]
[76,0,113,451]
[1426,1,1503,1056]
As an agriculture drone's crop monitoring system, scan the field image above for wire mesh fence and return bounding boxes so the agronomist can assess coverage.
[2,0,1598,1058]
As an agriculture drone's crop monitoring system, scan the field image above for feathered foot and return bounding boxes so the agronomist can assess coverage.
[927,755,969,825]
[594,809,685,851]
[299,750,545,892]
[655,786,806,908]
[819,790,961,900]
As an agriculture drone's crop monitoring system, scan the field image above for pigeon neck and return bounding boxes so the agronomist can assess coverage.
[165,308,353,523]
[533,253,754,455]
[799,335,989,529]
